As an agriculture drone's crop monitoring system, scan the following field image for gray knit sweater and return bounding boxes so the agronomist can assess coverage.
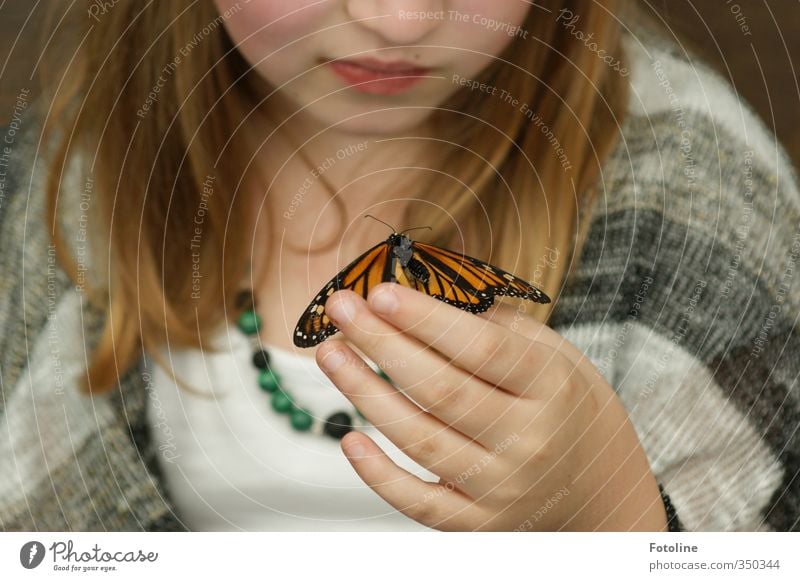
[1,24,798,531]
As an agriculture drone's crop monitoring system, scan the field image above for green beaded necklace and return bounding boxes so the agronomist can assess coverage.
[234,289,392,439]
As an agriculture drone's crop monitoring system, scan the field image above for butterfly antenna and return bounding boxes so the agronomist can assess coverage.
[400,225,433,235]
[364,214,397,233]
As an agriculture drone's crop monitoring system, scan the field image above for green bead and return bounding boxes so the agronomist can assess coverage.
[290,407,313,431]
[377,368,391,383]
[237,309,262,335]
[258,368,280,392]
[271,390,294,414]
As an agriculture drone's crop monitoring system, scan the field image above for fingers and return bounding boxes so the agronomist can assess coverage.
[323,290,528,446]
[339,431,488,531]
[317,338,496,498]
[363,283,580,398]
[478,300,605,385]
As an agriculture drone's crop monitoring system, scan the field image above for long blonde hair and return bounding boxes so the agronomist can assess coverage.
[42,1,632,394]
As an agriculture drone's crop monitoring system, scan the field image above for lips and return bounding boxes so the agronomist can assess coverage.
[327,57,431,95]
[337,57,429,73]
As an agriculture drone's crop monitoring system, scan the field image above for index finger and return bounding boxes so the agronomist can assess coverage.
[366,283,577,398]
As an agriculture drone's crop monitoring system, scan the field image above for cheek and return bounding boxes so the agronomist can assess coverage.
[451,0,532,47]
[212,0,329,48]
[445,0,532,69]
[459,0,532,24]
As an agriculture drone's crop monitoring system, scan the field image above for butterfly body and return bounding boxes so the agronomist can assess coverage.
[293,229,551,348]
[387,233,430,285]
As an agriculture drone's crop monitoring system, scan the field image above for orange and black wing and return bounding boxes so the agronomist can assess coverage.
[293,240,392,347]
[410,241,551,312]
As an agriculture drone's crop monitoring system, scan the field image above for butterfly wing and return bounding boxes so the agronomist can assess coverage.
[293,239,392,347]
[294,235,551,347]
[410,241,551,311]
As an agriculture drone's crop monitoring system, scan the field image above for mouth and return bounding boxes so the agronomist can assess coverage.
[326,57,432,95]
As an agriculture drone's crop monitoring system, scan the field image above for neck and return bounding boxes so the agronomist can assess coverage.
[248,94,434,253]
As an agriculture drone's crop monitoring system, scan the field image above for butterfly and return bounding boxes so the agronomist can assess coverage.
[293,215,552,347]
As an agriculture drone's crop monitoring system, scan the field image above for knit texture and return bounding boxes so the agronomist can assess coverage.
[1,22,798,531]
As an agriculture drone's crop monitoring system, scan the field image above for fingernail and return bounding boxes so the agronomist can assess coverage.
[344,438,366,458]
[321,349,346,373]
[328,294,356,323]
[370,285,398,314]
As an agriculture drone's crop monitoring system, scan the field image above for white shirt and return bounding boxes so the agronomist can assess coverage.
[146,323,438,531]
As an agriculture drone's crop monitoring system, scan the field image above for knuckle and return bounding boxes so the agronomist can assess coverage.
[480,467,526,507]
[559,378,582,405]
[555,353,581,383]
[471,332,507,362]
[552,364,585,402]
[496,481,527,506]
[361,324,392,354]
[519,343,541,370]
[520,434,553,468]
[549,347,575,374]
[405,432,440,465]
[407,497,440,523]
[513,347,542,395]
[428,375,463,411]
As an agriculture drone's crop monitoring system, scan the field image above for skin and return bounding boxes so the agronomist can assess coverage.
[318,285,668,531]
[214,0,530,135]
[213,0,533,253]
[213,0,668,530]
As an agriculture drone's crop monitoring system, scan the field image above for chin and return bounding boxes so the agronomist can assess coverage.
[308,105,434,136]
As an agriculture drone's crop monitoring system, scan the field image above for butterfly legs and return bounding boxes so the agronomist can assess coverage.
[388,254,432,292]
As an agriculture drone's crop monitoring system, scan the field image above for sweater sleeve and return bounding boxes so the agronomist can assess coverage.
[0,107,184,531]
[553,33,800,531]
[625,125,798,532]
[605,130,800,532]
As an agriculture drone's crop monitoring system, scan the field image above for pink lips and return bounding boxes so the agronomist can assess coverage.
[328,57,431,95]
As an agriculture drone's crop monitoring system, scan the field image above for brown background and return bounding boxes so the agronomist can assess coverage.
[1,1,798,166]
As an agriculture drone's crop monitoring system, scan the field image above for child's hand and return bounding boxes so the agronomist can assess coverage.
[317,284,668,531]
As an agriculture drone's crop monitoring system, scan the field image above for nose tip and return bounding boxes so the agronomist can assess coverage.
[347,0,444,45]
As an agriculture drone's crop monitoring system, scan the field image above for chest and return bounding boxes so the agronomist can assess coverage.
[146,327,437,531]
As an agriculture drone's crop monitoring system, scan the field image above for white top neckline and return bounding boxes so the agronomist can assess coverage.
[145,323,437,531]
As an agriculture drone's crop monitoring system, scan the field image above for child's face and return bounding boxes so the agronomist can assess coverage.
[213,0,532,134]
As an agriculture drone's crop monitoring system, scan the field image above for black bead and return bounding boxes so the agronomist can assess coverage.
[236,289,255,311]
[252,348,271,369]
[323,412,353,439]
[658,484,684,532]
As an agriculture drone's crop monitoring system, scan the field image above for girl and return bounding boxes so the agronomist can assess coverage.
[1,0,797,531]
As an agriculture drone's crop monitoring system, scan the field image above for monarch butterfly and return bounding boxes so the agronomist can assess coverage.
[293,215,551,347]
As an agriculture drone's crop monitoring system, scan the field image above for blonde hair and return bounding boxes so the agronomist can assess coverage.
[42,1,631,394]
